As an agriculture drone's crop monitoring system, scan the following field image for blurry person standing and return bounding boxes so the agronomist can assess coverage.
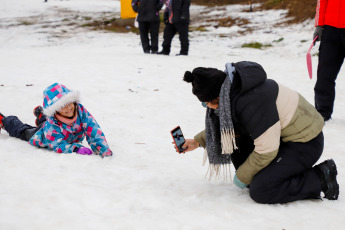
[132,0,164,53]
[313,0,345,121]
[157,0,190,56]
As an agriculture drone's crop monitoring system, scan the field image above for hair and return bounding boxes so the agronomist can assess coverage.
[183,67,227,102]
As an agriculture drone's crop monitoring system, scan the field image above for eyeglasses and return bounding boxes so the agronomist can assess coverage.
[201,102,209,108]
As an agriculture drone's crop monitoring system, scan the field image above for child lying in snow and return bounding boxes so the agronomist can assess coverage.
[0,83,112,157]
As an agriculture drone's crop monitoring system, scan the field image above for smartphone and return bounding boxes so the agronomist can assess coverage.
[171,126,187,153]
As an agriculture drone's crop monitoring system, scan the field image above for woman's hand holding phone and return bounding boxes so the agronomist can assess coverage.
[171,126,200,154]
[173,139,200,154]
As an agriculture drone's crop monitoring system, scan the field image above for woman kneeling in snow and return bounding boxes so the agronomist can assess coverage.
[0,83,112,158]
[179,61,339,204]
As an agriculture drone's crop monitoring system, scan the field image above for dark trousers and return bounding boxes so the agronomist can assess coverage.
[3,116,45,141]
[232,132,324,204]
[139,21,160,53]
[161,21,189,54]
[315,26,345,119]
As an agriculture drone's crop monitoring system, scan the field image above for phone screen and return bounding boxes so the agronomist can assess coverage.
[171,126,186,153]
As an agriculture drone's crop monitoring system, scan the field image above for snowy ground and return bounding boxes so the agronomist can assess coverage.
[1,0,345,229]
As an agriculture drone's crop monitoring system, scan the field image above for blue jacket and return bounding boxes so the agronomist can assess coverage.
[29,83,112,157]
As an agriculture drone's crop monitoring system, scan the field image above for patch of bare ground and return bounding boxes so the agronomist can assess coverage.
[82,17,139,34]
[80,0,317,35]
[206,17,250,28]
[6,0,315,38]
[193,0,316,23]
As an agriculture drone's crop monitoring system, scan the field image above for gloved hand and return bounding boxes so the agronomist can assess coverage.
[180,16,188,24]
[313,26,323,43]
[163,12,169,24]
[101,151,113,158]
[76,147,93,155]
[233,174,248,189]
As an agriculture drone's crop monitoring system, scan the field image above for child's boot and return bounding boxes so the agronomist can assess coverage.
[33,106,46,126]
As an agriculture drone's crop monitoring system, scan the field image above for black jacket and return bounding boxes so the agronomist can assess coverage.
[132,0,163,22]
[195,61,323,184]
[231,61,279,140]
[164,0,190,24]
[202,62,279,169]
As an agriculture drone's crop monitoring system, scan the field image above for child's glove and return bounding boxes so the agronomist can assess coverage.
[101,151,113,158]
[233,174,248,189]
[76,147,93,155]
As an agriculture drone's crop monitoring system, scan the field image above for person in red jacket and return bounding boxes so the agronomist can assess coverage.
[313,0,345,121]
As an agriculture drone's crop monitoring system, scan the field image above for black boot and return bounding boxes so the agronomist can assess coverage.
[315,159,339,200]
[0,112,5,130]
[157,50,169,55]
[176,52,188,56]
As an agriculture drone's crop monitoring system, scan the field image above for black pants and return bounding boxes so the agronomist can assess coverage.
[315,26,345,119]
[139,21,160,53]
[3,115,45,141]
[232,132,324,204]
[161,21,189,54]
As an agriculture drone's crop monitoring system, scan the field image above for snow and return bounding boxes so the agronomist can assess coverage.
[0,0,344,229]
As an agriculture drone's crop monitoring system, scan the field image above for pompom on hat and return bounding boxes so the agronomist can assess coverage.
[42,83,80,117]
[183,67,227,102]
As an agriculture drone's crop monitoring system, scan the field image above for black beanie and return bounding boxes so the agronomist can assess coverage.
[183,67,227,102]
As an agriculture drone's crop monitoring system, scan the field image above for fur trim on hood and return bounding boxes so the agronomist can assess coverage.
[42,83,80,117]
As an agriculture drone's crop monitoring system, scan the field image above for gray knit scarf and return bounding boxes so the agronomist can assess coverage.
[204,63,237,179]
